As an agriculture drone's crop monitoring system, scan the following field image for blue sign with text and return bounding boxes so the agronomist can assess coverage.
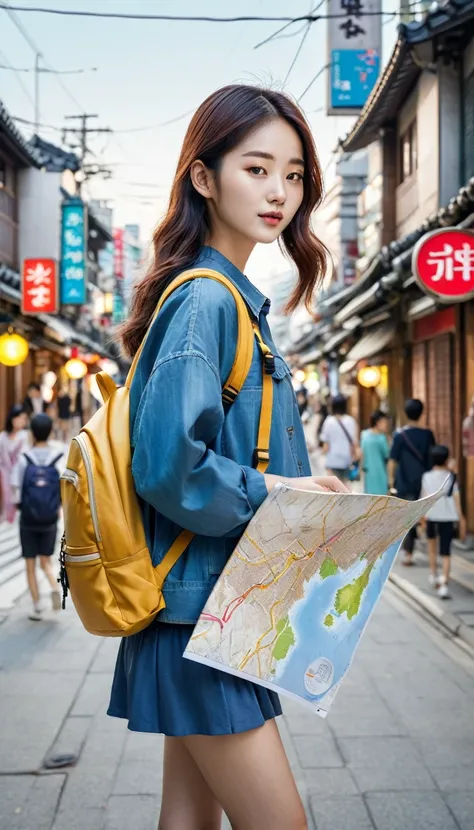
[60,202,86,305]
[330,48,380,109]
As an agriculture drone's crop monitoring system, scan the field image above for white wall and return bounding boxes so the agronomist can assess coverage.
[396,71,439,237]
[17,168,62,264]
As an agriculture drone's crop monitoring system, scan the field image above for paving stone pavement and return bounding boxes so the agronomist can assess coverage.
[1,579,474,829]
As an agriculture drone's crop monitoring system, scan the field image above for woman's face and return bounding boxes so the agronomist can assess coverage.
[12,412,27,432]
[203,117,305,246]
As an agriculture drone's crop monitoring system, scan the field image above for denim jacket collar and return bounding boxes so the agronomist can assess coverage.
[195,246,270,318]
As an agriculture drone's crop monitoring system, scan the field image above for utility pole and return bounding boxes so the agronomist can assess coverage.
[34,52,41,134]
[63,114,112,192]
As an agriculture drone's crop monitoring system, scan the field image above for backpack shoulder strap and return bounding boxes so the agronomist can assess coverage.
[48,453,64,468]
[23,452,35,466]
[131,268,274,586]
[125,268,255,407]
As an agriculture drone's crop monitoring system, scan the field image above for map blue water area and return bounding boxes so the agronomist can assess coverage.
[275,540,402,703]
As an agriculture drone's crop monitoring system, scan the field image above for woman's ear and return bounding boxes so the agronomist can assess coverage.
[190,160,214,200]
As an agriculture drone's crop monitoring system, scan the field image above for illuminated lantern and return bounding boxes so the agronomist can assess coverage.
[357,366,381,389]
[295,369,306,384]
[65,347,88,380]
[0,328,29,367]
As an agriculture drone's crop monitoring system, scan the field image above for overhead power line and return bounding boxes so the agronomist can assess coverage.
[0,5,414,22]
[0,62,97,74]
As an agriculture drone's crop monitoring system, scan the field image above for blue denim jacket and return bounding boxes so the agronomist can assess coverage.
[130,246,311,623]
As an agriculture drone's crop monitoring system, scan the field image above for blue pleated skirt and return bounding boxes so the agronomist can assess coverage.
[107,621,282,736]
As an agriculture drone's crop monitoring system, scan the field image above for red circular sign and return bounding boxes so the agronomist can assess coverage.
[412,228,474,303]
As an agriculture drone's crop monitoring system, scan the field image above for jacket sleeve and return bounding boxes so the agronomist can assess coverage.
[131,349,269,538]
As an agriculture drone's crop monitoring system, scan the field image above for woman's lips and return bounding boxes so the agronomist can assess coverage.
[259,212,283,226]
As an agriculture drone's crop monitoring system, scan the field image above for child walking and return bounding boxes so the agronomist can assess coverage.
[14,414,63,620]
[421,445,466,599]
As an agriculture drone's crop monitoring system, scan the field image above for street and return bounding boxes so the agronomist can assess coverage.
[1,563,473,829]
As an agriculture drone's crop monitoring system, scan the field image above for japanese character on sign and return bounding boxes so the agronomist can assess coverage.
[64,230,83,248]
[341,0,364,16]
[64,266,85,281]
[27,285,51,309]
[22,258,58,314]
[65,211,83,228]
[413,229,474,303]
[340,18,366,38]
[427,243,474,282]
[25,262,52,286]
[64,250,84,264]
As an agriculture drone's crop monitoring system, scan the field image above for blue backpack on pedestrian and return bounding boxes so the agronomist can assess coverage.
[22,453,62,526]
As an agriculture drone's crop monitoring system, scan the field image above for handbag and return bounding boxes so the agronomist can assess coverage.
[335,418,360,482]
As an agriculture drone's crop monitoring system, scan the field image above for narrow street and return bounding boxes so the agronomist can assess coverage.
[1,554,473,829]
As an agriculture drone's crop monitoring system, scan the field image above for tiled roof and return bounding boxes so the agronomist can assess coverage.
[0,100,42,167]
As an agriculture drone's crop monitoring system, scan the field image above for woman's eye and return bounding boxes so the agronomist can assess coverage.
[288,172,304,182]
[248,166,266,176]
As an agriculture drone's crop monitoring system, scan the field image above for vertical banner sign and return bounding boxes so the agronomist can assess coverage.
[60,202,87,304]
[327,0,381,115]
[113,228,124,279]
[22,259,58,314]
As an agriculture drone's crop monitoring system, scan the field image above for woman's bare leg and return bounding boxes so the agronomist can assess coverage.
[25,558,39,605]
[182,719,307,830]
[158,736,223,830]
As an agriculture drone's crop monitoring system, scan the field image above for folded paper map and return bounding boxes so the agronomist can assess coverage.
[184,483,446,717]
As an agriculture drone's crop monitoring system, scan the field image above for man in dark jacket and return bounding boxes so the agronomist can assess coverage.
[388,398,435,565]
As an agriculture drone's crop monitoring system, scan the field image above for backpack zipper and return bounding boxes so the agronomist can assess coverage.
[73,433,102,543]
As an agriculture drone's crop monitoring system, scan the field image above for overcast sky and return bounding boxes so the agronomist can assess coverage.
[0,0,398,287]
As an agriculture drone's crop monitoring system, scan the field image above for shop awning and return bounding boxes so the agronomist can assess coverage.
[39,313,113,358]
[407,296,437,320]
[334,283,379,325]
[339,360,357,375]
[322,330,350,355]
[346,322,396,363]
[300,347,322,365]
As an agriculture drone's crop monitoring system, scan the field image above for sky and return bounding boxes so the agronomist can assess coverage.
[0,0,399,288]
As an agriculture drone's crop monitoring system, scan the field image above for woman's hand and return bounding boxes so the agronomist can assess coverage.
[264,474,351,495]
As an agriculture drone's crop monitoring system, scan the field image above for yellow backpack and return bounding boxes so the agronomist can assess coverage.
[59,269,274,637]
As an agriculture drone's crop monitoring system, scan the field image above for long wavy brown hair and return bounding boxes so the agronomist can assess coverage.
[121,84,328,357]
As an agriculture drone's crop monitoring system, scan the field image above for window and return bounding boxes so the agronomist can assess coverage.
[399,121,417,183]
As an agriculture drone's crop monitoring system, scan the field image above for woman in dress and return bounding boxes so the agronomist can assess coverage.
[107,84,349,830]
[0,404,29,523]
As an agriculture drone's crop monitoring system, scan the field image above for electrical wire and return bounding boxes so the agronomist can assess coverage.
[0,4,418,22]
[0,49,35,107]
[0,62,97,73]
[282,20,312,87]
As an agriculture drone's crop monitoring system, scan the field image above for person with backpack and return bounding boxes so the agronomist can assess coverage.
[59,85,351,830]
[388,398,435,566]
[14,414,63,621]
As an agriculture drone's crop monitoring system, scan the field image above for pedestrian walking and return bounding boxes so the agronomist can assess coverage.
[0,404,29,524]
[421,445,466,599]
[56,386,72,443]
[361,409,390,495]
[388,398,435,566]
[22,382,45,419]
[13,414,63,621]
[319,394,360,482]
[107,84,350,830]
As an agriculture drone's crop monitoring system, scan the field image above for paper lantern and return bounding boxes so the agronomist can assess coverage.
[357,366,381,389]
[0,329,29,367]
[65,347,88,380]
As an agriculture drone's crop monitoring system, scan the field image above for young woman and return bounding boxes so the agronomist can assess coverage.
[108,84,350,830]
[361,409,390,495]
[320,394,360,482]
[0,404,28,524]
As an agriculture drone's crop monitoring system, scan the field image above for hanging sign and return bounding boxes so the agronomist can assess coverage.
[113,228,124,279]
[22,258,58,314]
[412,228,474,303]
[327,0,381,115]
[60,202,87,305]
